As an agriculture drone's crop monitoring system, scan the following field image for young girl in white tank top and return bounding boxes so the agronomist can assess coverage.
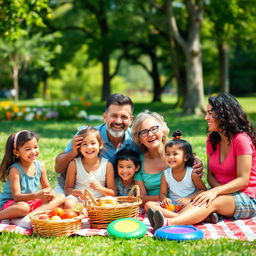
[145,130,207,232]
[64,126,116,209]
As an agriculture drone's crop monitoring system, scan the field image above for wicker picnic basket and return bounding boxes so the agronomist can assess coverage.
[30,210,84,237]
[84,185,142,229]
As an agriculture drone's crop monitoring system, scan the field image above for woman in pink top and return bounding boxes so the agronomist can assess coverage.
[148,93,256,231]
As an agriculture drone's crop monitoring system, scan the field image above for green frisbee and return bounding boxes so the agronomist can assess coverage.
[107,218,147,239]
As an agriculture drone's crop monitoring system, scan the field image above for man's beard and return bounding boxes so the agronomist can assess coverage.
[107,125,126,138]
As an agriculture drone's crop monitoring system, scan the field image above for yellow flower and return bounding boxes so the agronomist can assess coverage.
[1,101,12,109]
[13,107,19,113]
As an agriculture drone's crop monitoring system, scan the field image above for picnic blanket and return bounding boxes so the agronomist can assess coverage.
[1,213,256,241]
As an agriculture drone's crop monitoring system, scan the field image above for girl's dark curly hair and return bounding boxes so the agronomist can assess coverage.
[208,93,256,151]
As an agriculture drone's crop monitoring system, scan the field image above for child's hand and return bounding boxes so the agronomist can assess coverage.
[89,181,102,191]
[77,190,85,200]
[161,198,172,208]
[37,188,55,201]
[176,197,191,207]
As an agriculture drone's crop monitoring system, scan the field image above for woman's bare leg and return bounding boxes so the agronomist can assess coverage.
[166,195,236,225]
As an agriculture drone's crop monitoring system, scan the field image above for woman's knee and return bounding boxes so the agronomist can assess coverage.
[212,195,236,216]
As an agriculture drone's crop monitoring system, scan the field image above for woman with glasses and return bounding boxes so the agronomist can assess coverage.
[132,110,203,204]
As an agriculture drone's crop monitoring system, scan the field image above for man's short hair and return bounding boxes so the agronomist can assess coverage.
[105,94,134,113]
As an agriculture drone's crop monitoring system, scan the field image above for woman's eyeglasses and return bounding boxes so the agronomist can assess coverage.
[138,125,159,137]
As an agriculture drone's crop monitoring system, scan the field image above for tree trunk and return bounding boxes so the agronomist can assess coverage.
[176,66,187,107]
[98,2,111,101]
[12,65,19,101]
[101,55,111,101]
[150,51,162,102]
[218,42,229,93]
[165,0,205,114]
[165,1,186,107]
[183,47,205,114]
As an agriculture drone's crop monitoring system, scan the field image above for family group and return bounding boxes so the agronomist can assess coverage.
[0,93,255,233]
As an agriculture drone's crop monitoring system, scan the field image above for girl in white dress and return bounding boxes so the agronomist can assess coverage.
[64,126,116,208]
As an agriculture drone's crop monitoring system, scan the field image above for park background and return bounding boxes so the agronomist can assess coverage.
[0,1,256,255]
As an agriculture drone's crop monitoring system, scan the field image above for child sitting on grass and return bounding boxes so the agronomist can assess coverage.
[114,149,141,196]
[64,126,116,209]
[145,131,208,232]
[0,130,65,221]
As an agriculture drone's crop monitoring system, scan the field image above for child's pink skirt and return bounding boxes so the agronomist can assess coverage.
[1,199,43,212]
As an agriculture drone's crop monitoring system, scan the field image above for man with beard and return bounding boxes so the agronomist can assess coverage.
[54,94,140,194]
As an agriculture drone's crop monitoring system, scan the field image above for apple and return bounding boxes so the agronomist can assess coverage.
[50,215,62,221]
[62,209,77,219]
[38,214,50,220]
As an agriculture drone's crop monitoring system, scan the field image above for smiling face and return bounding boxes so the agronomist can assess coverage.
[138,117,164,150]
[103,104,133,138]
[79,133,101,159]
[165,145,187,169]
[117,159,139,182]
[205,104,219,132]
[14,137,39,163]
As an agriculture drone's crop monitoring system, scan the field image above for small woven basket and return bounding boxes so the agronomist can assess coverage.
[30,210,84,237]
[84,185,142,229]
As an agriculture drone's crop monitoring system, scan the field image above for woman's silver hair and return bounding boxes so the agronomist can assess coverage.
[132,110,169,152]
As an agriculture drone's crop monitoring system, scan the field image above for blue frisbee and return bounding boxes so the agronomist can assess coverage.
[107,218,147,239]
[154,225,204,241]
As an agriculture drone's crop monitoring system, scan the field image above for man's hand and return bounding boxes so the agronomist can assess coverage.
[71,135,83,156]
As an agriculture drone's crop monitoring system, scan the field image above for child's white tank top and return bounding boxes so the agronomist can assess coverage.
[164,166,197,201]
[74,157,108,198]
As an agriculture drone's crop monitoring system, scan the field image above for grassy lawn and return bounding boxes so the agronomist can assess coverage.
[0,97,255,256]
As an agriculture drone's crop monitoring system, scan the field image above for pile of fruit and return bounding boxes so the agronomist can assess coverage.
[37,204,83,221]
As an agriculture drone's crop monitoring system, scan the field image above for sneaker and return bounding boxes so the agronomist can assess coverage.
[147,208,155,228]
[208,212,219,224]
[153,210,165,233]
[203,212,220,224]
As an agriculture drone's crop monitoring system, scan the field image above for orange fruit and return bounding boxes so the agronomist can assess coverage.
[50,207,65,218]
[62,209,78,219]
[165,204,175,212]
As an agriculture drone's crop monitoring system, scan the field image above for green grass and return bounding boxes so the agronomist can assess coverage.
[0,97,256,256]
